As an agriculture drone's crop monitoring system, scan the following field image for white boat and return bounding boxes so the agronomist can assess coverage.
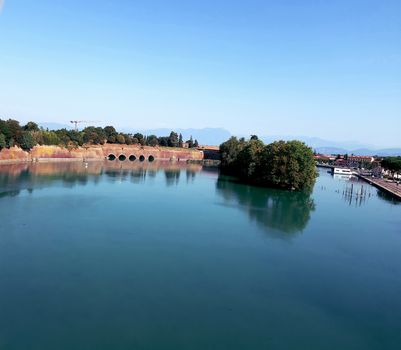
[333,167,353,175]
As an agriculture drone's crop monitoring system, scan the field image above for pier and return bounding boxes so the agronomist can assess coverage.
[317,164,401,200]
[356,175,401,200]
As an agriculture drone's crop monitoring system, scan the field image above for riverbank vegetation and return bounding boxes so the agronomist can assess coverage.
[220,136,318,190]
[0,119,199,150]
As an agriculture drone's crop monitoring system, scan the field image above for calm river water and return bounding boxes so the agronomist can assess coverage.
[0,162,400,350]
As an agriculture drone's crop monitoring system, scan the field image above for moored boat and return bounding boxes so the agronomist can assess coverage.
[333,167,353,175]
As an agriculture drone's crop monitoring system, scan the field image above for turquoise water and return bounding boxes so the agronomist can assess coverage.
[0,162,400,350]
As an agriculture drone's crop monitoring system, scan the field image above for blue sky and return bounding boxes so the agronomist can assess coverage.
[0,0,400,147]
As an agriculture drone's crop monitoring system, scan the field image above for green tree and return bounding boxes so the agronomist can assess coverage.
[83,127,106,144]
[55,129,72,146]
[235,138,264,178]
[0,119,10,141]
[147,135,159,147]
[116,134,126,144]
[1,119,23,146]
[0,133,6,149]
[179,133,183,147]
[187,135,194,148]
[24,121,40,132]
[194,139,199,148]
[168,131,179,147]
[104,126,117,143]
[31,130,44,145]
[133,133,144,144]
[20,131,36,150]
[42,131,61,145]
[219,136,245,169]
[255,140,317,190]
[104,126,116,137]
[124,134,133,145]
[66,129,84,146]
[220,137,317,191]
[159,137,169,147]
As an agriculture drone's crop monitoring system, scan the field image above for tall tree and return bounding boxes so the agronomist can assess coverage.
[0,133,6,149]
[24,122,40,132]
[20,131,36,150]
[133,133,144,144]
[147,135,159,147]
[179,133,183,148]
[187,135,194,148]
[168,131,179,147]
[116,134,125,144]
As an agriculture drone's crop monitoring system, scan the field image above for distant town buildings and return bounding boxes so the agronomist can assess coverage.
[314,154,376,166]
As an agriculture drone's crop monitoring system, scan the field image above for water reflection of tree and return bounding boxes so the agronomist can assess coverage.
[0,162,202,197]
[186,169,197,183]
[0,189,21,198]
[216,176,315,237]
[164,169,180,186]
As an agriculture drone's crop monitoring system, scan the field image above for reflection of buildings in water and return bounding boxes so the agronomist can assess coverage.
[0,161,203,196]
[377,189,401,205]
[216,176,315,237]
[333,174,353,181]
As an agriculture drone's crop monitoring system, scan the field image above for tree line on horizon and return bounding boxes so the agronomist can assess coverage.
[0,119,199,151]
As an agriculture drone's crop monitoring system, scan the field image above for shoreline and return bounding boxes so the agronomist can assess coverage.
[356,174,401,201]
[0,144,204,165]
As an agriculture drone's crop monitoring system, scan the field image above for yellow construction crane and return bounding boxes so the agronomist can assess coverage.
[70,120,99,131]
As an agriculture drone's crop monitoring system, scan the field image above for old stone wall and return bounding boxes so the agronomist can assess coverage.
[0,146,30,163]
[0,145,204,164]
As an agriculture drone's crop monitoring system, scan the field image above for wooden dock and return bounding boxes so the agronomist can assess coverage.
[356,175,401,200]
[316,164,401,200]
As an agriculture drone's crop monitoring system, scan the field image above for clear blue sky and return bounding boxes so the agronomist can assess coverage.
[0,0,400,147]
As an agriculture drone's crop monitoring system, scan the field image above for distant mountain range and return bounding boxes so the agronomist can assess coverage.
[38,123,401,156]
[313,147,401,157]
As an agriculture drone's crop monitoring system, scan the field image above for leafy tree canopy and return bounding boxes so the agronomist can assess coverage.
[220,137,318,191]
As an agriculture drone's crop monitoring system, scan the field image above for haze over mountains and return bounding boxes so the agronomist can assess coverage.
[38,123,401,156]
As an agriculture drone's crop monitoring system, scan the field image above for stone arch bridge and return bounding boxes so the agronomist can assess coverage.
[102,145,203,162]
[0,145,204,163]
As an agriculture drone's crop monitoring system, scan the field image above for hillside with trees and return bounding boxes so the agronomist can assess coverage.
[220,136,318,191]
[0,119,199,151]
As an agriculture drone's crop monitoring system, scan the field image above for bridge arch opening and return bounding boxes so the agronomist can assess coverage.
[129,155,137,162]
[108,154,116,161]
[148,155,155,162]
[118,154,126,161]
[139,155,145,162]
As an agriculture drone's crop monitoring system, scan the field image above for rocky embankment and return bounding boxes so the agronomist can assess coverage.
[0,145,204,164]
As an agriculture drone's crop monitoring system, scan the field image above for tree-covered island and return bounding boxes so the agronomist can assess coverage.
[220,136,318,191]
